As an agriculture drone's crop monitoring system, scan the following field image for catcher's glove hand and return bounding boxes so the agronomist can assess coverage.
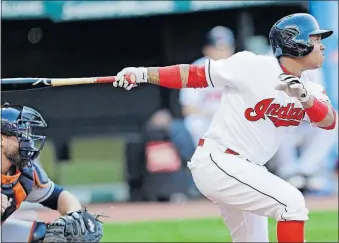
[44,208,103,242]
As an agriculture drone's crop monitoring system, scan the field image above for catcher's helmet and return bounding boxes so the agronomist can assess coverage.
[269,13,333,58]
[1,102,47,167]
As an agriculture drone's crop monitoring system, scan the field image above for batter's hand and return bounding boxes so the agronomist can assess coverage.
[1,193,12,215]
[113,67,147,90]
[275,73,310,102]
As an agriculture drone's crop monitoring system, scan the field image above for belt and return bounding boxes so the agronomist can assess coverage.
[198,138,240,156]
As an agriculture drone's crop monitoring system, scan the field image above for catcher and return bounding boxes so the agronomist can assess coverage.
[1,102,103,242]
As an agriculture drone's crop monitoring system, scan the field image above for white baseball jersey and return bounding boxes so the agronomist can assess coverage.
[202,51,330,165]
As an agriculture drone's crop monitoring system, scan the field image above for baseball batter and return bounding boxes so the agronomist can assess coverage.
[1,103,103,242]
[113,13,337,242]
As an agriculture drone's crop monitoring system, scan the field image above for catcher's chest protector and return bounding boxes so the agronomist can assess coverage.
[1,167,35,222]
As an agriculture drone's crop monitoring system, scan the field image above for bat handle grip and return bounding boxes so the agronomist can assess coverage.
[95,76,117,84]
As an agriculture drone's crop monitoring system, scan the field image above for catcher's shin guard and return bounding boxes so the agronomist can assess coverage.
[28,221,48,243]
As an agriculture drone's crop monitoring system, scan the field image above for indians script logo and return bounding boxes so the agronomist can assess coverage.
[244,98,305,127]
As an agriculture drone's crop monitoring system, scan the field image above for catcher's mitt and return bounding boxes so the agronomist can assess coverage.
[44,208,103,242]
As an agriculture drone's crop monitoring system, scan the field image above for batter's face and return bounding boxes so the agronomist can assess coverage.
[1,134,24,170]
[301,35,325,70]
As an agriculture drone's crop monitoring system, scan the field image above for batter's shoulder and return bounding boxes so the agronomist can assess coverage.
[304,80,325,93]
[230,51,277,71]
[230,51,272,64]
[232,50,257,59]
[303,80,329,102]
[301,69,324,85]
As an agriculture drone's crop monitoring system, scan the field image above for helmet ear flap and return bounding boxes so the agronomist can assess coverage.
[270,39,282,58]
[270,26,314,58]
[298,41,315,57]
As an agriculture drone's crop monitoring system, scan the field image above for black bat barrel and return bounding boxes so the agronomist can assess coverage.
[1,78,52,91]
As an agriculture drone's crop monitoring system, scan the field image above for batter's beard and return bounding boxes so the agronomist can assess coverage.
[5,150,26,170]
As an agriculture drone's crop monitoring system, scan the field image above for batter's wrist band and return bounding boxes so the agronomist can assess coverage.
[304,97,329,123]
[158,65,182,88]
[158,65,207,89]
[186,65,208,88]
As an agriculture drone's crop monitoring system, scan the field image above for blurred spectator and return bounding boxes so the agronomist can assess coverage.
[126,109,194,202]
[179,26,236,145]
[144,109,195,166]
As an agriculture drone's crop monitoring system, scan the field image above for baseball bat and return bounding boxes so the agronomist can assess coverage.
[1,76,117,91]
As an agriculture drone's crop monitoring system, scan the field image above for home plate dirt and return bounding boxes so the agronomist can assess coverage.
[12,196,338,223]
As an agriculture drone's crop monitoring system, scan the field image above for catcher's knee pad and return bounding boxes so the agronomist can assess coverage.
[28,221,48,243]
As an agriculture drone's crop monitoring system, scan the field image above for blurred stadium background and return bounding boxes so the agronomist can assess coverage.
[1,1,338,242]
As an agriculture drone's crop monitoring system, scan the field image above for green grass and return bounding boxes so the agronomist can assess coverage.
[102,210,338,242]
[38,137,125,185]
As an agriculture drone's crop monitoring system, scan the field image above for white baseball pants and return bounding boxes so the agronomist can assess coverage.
[187,138,309,242]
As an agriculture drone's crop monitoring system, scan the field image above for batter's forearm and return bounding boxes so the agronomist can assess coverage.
[147,67,161,85]
[57,190,82,215]
[146,65,208,88]
[302,95,337,129]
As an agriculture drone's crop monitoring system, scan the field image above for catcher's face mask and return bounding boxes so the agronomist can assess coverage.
[1,103,47,169]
